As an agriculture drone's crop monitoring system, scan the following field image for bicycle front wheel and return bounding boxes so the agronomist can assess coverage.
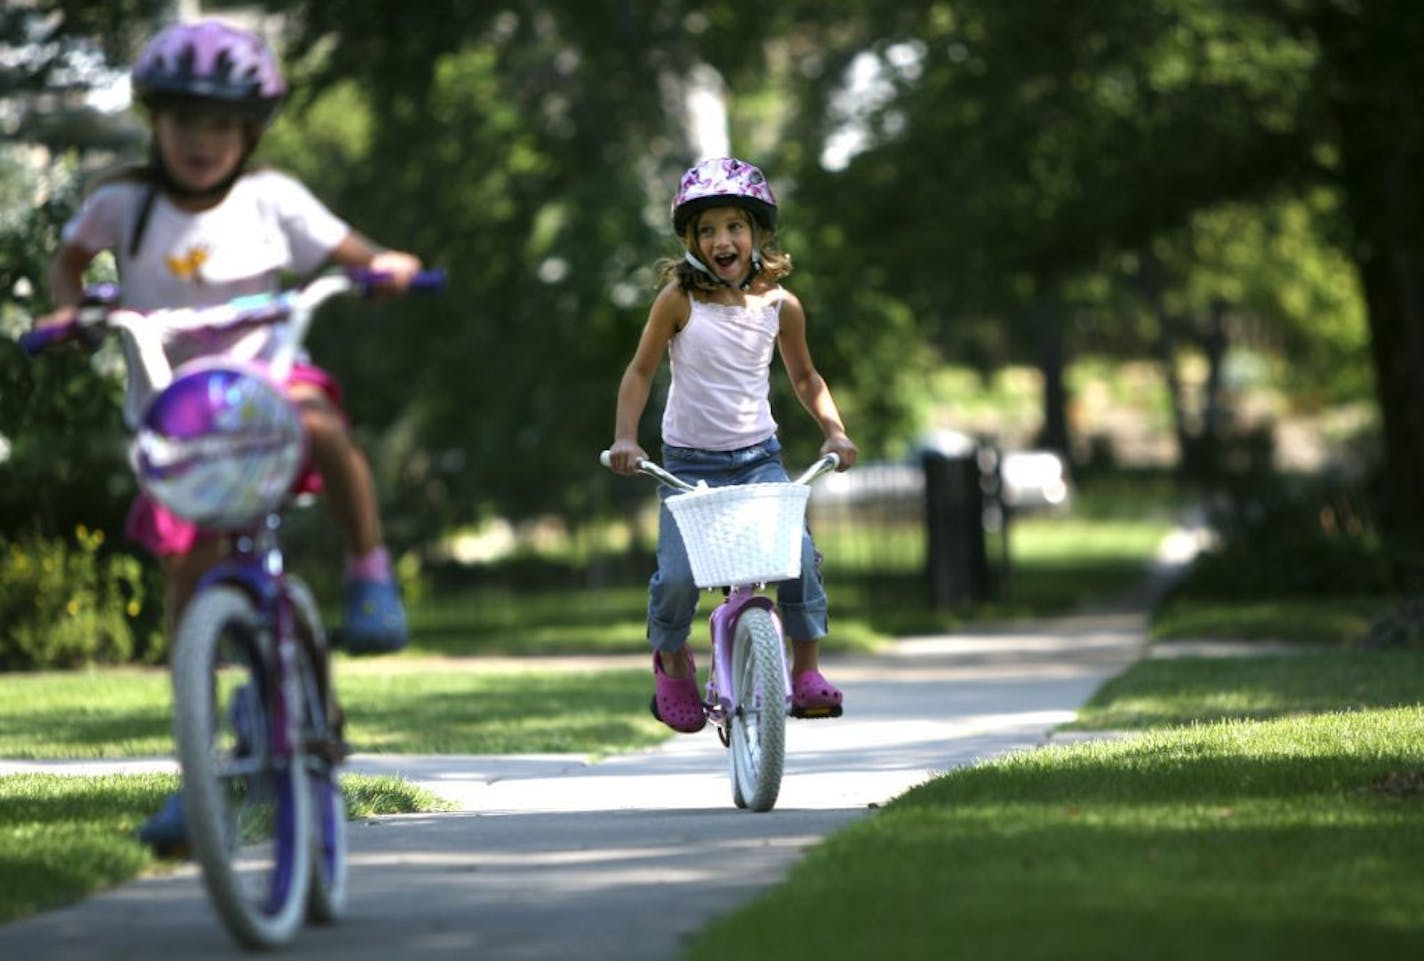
[172,586,312,948]
[288,577,348,923]
[727,606,787,812]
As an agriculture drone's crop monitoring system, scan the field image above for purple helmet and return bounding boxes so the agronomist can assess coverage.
[132,20,286,123]
[671,157,778,235]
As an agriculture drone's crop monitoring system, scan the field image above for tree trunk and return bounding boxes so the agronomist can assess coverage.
[1318,4,1424,579]
[1032,292,1071,461]
[1137,251,1196,474]
[1200,299,1229,451]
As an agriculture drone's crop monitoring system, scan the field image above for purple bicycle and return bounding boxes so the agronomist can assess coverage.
[21,268,443,947]
[601,450,839,811]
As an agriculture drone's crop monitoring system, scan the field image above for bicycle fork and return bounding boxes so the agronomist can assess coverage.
[200,531,301,769]
[705,588,793,737]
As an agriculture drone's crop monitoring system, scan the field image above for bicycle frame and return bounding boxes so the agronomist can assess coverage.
[704,586,788,729]
[22,270,437,762]
[21,268,443,945]
[199,517,313,765]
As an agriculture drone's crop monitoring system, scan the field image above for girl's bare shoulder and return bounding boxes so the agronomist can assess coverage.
[766,283,803,314]
[650,281,693,329]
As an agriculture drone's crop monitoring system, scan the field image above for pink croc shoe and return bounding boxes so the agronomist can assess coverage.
[652,650,707,733]
[791,668,843,719]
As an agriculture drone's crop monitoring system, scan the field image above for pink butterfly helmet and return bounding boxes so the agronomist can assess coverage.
[671,157,778,236]
[132,20,287,124]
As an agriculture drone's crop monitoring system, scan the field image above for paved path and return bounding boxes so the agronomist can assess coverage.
[0,611,1145,960]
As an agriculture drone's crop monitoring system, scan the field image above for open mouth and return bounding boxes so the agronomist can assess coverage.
[713,252,739,270]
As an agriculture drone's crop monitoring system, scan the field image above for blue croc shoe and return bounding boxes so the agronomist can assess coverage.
[339,577,409,654]
[137,791,187,854]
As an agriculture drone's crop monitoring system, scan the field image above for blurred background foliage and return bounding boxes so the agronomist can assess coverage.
[3,0,1424,665]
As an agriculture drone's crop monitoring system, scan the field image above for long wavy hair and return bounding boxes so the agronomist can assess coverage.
[655,207,793,293]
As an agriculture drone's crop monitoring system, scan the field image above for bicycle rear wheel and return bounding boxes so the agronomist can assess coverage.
[288,578,348,923]
[727,606,787,812]
[172,586,311,948]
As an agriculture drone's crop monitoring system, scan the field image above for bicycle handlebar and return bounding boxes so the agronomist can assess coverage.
[18,322,81,357]
[349,267,448,297]
[599,450,696,491]
[599,449,840,492]
[18,267,448,358]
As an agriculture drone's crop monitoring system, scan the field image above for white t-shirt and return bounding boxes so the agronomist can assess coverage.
[62,169,350,423]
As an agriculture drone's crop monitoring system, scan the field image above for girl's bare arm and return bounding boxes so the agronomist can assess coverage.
[610,284,686,473]
[329,231,422,289]
[35,241,96,328]
[777,292,858,469]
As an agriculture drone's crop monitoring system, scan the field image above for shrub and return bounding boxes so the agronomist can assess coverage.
[0,526,163,670]
[1170,471,1397,600]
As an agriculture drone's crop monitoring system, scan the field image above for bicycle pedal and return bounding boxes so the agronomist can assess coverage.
[790,704,843,720]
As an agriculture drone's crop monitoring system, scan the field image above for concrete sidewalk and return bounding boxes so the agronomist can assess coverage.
[0,610,1145,960]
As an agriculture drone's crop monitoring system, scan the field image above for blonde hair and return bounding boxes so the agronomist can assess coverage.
[655,208,793,292]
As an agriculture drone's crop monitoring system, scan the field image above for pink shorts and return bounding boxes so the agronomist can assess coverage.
[125,363,346,557]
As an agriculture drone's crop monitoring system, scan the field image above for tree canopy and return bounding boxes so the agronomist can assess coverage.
[4,0,1417,575]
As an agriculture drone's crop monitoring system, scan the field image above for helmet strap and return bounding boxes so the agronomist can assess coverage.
[682,225,764,291]
[683,250,719,281]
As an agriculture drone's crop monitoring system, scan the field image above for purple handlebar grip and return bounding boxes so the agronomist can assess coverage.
[18,323,77,356]
[407,269,447,294]
[348,267,447,296]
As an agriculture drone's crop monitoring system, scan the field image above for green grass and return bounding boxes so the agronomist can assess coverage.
[685,707,1424,961]
[406,581,887,658]
[1069,652,1424,730]
[0,670,173,758]
[0,771,446,923]
[406,585,655,656]
[1152,594,1399,645]
[984,516,1174,614]
[336,665,667,755]
[682,584,1424,961]
[0,664,666,758]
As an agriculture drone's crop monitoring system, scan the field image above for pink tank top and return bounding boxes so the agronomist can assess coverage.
[661,290,784,450]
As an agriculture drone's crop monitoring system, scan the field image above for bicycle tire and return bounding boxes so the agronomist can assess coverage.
[172,586,312,948]
[288,577,348,923]
[727,607,787,812]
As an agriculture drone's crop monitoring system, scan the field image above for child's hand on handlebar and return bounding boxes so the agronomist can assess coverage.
[365,250,424,294]
[606,439,647,476]
[32,305,80,331]
[821,433,858,471]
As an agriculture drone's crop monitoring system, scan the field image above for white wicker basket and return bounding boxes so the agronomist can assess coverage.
[665,482,811,588]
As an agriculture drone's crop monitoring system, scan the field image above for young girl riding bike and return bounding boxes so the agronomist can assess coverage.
[607,156,859,734]
[33,19,425,846]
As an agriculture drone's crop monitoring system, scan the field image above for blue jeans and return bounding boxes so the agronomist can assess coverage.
[648,436,828,653]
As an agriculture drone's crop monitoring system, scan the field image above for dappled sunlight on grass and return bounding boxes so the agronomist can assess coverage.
[335,667,668,755]
[686,708,1424,961]
[0,772,175,922]
[0,770,444,924]
[1070,652,1424,730]
[0,670,172,758]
